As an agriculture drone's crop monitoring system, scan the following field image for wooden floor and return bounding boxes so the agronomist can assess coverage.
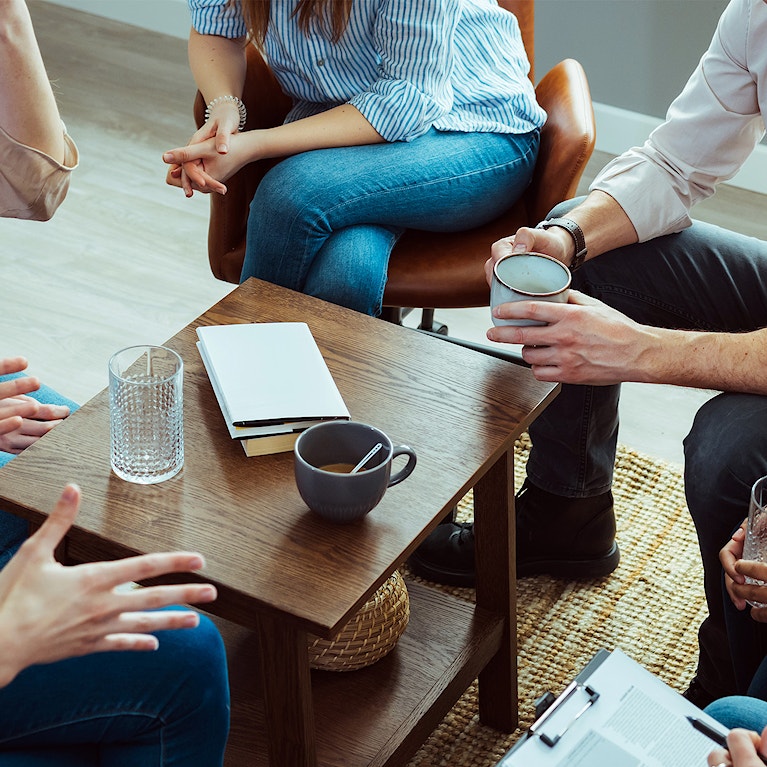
[5,1,767,463]
[3,2,232,405]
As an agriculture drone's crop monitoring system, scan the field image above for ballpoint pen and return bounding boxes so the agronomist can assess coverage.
[687,715,767,765]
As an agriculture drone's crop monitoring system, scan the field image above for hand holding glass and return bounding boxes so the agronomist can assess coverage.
[743,475,767,608]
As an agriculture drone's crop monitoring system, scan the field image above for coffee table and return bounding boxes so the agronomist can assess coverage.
[0,278,558,767]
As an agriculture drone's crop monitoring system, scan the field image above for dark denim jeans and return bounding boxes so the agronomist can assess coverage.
[527,200,767,697]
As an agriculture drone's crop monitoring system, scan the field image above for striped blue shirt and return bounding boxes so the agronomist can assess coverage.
[188,0,546,142]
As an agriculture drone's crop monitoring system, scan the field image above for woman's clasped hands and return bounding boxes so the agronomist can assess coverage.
[163,96,248,198]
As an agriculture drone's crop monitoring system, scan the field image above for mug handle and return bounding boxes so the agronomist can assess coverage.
[387,445,417,487]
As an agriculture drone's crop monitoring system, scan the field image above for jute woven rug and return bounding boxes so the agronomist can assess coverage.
[403,433,708,767]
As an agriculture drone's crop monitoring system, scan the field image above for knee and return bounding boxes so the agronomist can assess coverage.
[705,695,767,731]
[162,614,229,713]
[251,157,325,225]
[684,393,767,535]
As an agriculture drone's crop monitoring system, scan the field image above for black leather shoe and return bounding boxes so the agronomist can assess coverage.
[516,480,620,578]
[408,481,620,587]
[408,522,475,587]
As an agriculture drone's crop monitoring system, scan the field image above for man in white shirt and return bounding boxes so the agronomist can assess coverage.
[413,0,767,709]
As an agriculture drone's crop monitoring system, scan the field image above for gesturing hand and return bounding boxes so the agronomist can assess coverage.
[0,484,217,687]
[0,357,70,454]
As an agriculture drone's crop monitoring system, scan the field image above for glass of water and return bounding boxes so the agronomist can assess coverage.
[743,475,767,607]
[109,345,184,484]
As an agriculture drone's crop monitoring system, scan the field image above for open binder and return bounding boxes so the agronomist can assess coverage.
[498,648,729,766]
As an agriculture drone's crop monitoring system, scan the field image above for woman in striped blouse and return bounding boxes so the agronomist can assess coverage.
[164,0,545,316]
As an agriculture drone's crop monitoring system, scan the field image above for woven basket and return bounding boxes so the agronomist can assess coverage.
[307,570,410,672]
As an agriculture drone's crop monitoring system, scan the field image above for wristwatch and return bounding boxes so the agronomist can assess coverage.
[536,217,588,271]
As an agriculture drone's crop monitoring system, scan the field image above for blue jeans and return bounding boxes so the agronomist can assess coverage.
[0,609,230,766]
[240,127,540,315]
[705,695,767,734]
[0,377,231,763]
[526,200,767,697]
[0,375,79,568]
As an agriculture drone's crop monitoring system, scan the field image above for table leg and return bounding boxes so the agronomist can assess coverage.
[255,613,317,766]
[473,446,517,732]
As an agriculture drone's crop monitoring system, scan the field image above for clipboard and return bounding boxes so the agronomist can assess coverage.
[501,648,610,758]
[496,648,728,767]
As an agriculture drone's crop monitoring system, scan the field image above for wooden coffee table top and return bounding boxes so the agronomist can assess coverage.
[0,279,557,636]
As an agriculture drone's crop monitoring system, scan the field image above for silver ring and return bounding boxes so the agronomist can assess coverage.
[715,762,729,767]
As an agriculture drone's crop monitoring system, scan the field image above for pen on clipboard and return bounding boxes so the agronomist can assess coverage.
[687,715,767,765]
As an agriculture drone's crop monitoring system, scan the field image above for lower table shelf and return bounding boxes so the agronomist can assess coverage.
[216,578,506,767]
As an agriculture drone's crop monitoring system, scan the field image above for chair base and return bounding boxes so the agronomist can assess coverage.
[380,307,448,335]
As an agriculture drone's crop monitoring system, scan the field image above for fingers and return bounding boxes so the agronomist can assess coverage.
[721,525,746,583]
[116,582,217,611]
[30,402,70,421]
[113,608,202,634]
[93,610,201,653]
[0,416,23,438]
[25,484,80,556]
[0,375,41,401]
[707,746,730,766]
[163,143,208,165]
[183,162,227,195]
[726,728,764,765]
[215,126,232,154]
[726,573,748,611]
[86,550,209,591]
[0,357,29,377]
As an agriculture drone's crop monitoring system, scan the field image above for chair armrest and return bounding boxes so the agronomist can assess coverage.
[527,58,596,224]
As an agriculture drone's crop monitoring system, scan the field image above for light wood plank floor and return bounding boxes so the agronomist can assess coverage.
[5,3,767,465]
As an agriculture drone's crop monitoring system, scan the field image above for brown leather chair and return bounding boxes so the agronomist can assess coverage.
[193,0,596,332]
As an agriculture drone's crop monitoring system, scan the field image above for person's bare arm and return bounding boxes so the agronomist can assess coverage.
[164,102,383,195]
[0,0,68,163]
[484,191,638,283]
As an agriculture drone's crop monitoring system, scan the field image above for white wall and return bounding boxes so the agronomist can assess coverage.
[45,0,190,39]
[44,0,767,196]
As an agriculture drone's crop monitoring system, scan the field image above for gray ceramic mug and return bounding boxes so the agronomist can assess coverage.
[294,421,417,523]
[491,251,571,327]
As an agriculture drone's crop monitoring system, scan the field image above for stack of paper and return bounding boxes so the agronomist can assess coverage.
[196,322,350,456]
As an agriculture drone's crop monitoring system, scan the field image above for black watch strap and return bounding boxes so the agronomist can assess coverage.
[536,217,588,270]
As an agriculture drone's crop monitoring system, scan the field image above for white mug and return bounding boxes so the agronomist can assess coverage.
[490,252,571,327]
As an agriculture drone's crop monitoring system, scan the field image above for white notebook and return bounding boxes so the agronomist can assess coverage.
[196,322,350,440]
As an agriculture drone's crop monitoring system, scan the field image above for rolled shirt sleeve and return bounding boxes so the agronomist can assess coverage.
[591,0,766,242]
[0,123,79,221]
[188,0,247,38]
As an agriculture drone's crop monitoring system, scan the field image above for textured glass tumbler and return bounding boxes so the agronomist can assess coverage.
[743,475,767,608]
[109,345,184,484]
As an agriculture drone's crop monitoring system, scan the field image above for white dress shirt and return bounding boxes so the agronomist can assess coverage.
[591,0,767,242]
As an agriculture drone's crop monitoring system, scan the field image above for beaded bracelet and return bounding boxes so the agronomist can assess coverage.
[204,95,247,132]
